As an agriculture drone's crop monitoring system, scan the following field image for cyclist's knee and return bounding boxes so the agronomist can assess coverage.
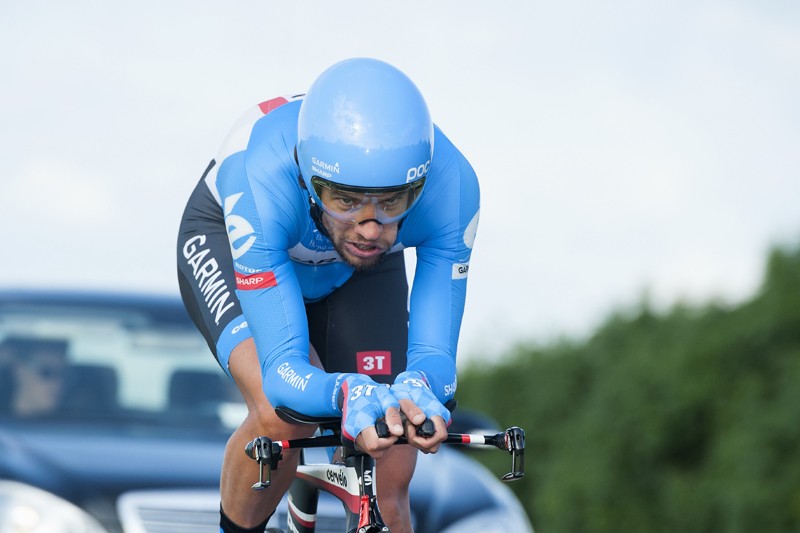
[378,445,417,485]
[376,460,414,505]
[242,405,315,440]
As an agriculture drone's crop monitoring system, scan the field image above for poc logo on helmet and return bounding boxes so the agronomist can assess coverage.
[406,160,431,182]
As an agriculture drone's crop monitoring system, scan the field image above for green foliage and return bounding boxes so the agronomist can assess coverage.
[459,242,800,532]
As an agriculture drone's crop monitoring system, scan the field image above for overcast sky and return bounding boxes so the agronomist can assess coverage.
[2,1,798,364]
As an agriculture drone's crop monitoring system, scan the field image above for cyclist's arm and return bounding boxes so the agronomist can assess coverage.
[215,119,344,418]
[238,269,344,417]
[403,130,480,405]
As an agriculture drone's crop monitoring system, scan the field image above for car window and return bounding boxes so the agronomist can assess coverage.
[0,301,245,431]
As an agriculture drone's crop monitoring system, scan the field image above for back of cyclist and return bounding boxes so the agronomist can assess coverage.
[176,58,480,533]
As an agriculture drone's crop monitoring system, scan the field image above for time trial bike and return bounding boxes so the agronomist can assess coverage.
[245,405,525,533]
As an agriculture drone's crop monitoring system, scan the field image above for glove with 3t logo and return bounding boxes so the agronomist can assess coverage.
[391,371,451,425]
[340,374,400,442]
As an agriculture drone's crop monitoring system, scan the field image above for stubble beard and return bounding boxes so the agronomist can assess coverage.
[333,239,386,271]
[322,216,390,272]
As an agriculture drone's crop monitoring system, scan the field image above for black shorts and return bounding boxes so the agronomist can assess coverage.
[177,172,408,384]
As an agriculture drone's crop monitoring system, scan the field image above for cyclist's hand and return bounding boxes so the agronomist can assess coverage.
[340,374,403,459]
[391,371,450,453]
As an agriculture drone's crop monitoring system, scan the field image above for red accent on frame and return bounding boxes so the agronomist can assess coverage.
[358,495,372,529]
[295,471,360,514]
[288,504,316,529]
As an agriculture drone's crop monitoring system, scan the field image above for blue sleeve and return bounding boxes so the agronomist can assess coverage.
[400,127,480,404]
[216,105,343,417]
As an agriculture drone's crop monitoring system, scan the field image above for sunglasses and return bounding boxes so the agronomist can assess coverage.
[311,176,426,224]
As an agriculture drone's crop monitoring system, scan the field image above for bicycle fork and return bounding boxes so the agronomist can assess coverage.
[345,452,388,533]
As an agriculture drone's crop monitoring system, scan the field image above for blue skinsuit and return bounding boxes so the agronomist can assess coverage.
[204,96,480,417]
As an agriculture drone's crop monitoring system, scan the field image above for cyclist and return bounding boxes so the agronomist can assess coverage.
[177,57,480,533]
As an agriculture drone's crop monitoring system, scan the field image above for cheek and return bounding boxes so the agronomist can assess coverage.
[326,221,350,242]
[385,225,399,239]
[326,221,358,247]
[321,214,342,236]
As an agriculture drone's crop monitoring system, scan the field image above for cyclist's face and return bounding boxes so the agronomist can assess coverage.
[319,189,399,270]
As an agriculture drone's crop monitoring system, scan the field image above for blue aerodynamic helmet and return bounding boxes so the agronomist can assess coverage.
[297,58,434,224]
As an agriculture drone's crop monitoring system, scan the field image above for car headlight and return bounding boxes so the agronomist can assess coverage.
[0,480,109,533]
[438,507,535,533]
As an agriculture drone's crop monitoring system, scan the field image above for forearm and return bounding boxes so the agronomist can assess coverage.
[262,354,346,417]
[405,351,457,404]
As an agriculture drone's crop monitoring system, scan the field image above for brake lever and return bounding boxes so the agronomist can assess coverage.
[500,426,525,482]
[245,436,283,489]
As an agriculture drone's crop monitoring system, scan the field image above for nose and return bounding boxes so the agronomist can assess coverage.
[355,218,383,240]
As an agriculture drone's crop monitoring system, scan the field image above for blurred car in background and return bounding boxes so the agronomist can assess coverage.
[0,290,532,532]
